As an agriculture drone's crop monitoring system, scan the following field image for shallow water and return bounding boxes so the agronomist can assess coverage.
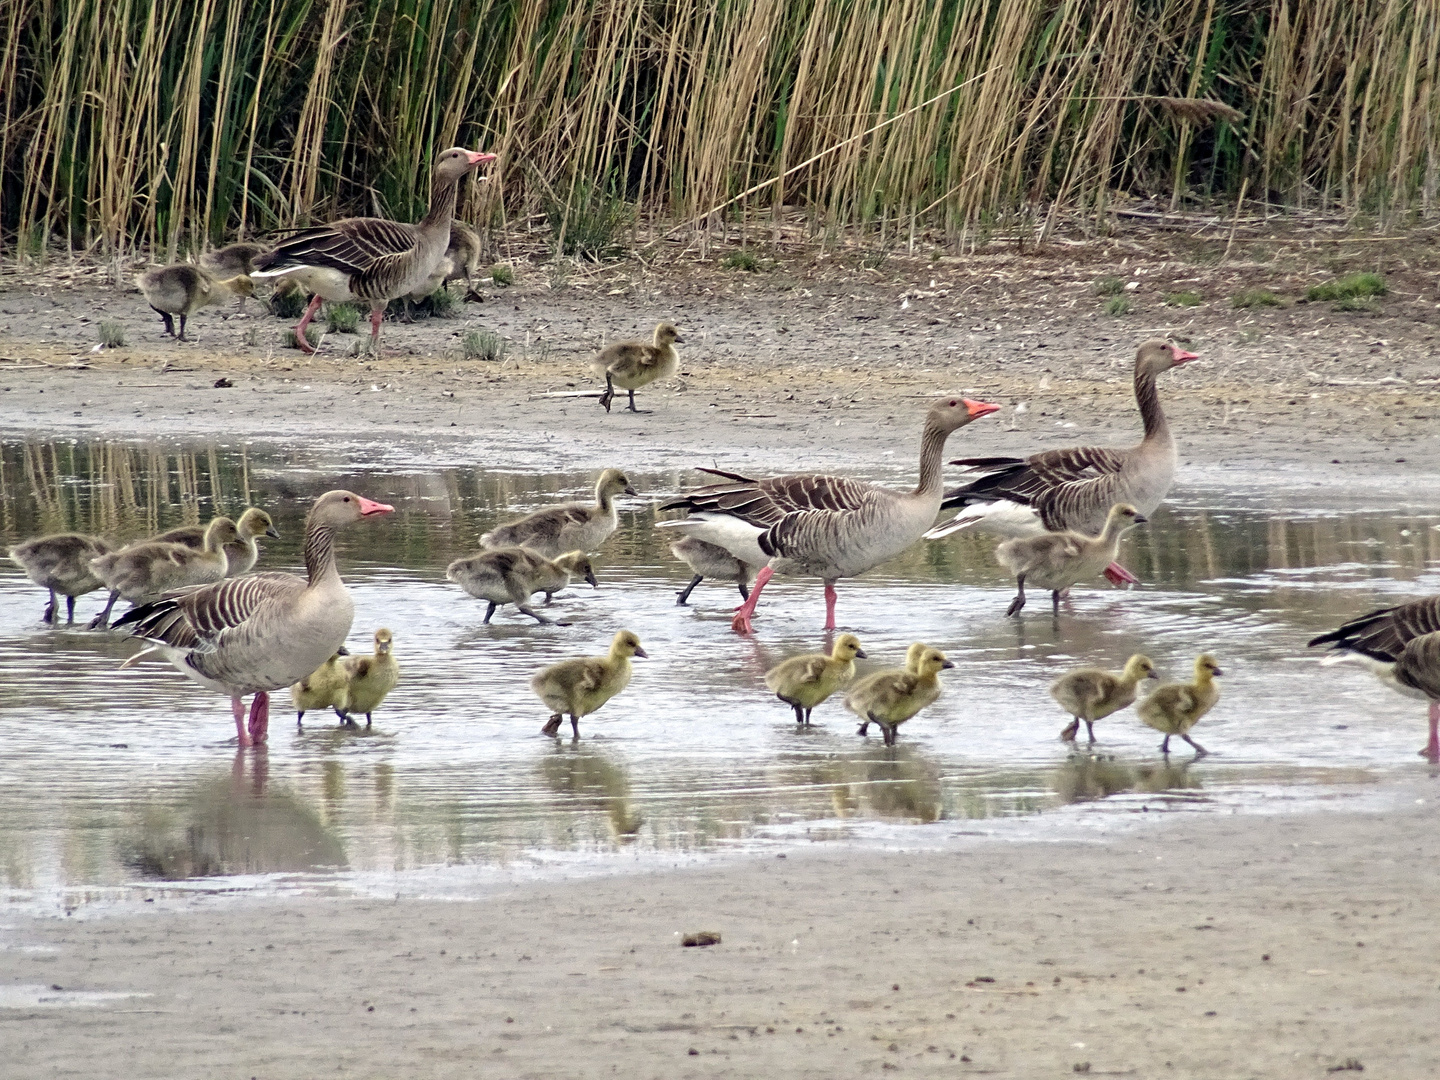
[1,436,1437,910]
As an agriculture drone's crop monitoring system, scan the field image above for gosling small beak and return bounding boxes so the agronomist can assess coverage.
[357,497,394,517]
[1148,670,1160,679]
[466,150,498,167]
[963,398,1002,419]
[585,570,599,588]
[265,525,281,539]
[1132,514,1148,525]
[1170,344,1200,365]
[854,648,868,659]
[941,659,955,669]
[1211,666,1225,677]
[336,646,350,656]
[623,484,639,497]
[632,646,649,659]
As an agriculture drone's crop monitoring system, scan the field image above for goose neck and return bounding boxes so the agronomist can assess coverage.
[303,522,339,587]
[418,175,460,234]
[1134,363,1169,442]
[912,418,950,497]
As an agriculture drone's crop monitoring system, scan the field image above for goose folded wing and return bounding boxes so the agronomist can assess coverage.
[259,218,420,276]
[1308,596,1440,660]
[117,572,303,652]
[1396,631,1440,699]
[783,655,832,686]
[943,447,1126,509]
[758,506,862,559]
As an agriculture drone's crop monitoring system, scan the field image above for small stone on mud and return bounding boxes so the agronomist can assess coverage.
[682,931,721,947]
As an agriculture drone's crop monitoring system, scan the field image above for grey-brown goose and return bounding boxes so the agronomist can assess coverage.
[406,222,483,303]
[446,548,597,624]
[152,506,280,576]
[114,490,394,747]
[8,532,114,623]
[670,537,756,605]
[657,396,1000,633]
[88,517,243,630]
[593,322,683,413]
[137,264,254,340]
[1310,596,1440,759]
[926,339,1197,585]
[480,469,637,558]
[250,147,496,355]
[995,503,1147,616]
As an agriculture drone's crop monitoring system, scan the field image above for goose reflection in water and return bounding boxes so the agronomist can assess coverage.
[538,744,643,839]
[1051,753,1200,806]
[122,750,346,880]
[812,744,944,823]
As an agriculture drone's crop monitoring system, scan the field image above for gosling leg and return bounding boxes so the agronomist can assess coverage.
[803,708,814,726]
[1083,719,1096,743]
[42,589,57,624]
[1051,589,1061,615]
[365,713,373,729]
[518,604,558,626]
[626,388,640,413]
[1181,733,1208,756]
[737,579,751,602]
[784,698,804,725]
[65,594,76,623]
[296,711,305,729]
[152,306,176,338]
[88,589,119,630]
[569,714,581,738]
[676,574,703,605]
[1006,574,1027,616]
[177,312,188,342]
[541,714,562,736]
[483,601,497,624]
[1060,718,1079,742]
[598,373,615,413]
[879,721,897,747]
[1159,734,1172,754]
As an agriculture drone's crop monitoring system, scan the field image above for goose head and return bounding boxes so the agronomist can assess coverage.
[917,647,955,677]
[927,395,1001,433]
[555,551,599,588]
[597,468,639,500]
[236,507,280,541]
[309,490,395,528]
[373,627,393,656]
[224,275,256,298]
[1137,337,1199,373]
[611,629,648,660]
[434,147,498,184]
[1123,654,1159,681]
[1194,653,1223,679]
[1103,503,1147,534]
[203,517,244,548]
[904,641,928,673]
[831,633,867,662]
[653,322,683,346]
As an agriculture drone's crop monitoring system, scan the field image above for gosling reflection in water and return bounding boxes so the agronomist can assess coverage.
[1051,754,1199,805]
[814,744,943,823]
[538,745,643,838]
[123,750,346,879]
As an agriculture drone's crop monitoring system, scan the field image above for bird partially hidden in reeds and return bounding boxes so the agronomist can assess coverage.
[845,646,953,746]
[137,264,254,341]
[200,242,269,278]
[671,537,756,606]
[1050,654,1158,743]
[995,504,1146,616]
[763,633,867,726]
[341,627,399,727]
[1309,596,1440,759]
[531,630,647,737]
[8,532,114,623]
[446,548,597,625]
[1136,653,1222,755]
[593,322,683,413]
[480,469,637,558]
[291,651,350,728]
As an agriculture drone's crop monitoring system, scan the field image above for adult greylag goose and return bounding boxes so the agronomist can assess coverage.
[670,537,756,605]
[1050,653,1158,742]
[8,532,114,623]
[1137,653,1222,755]
[844,646,953,746]
[480,469,637,557]
[531,630,647,737]
[406,222,483,304]
[445,548,597,625]
[657,396,1000,634]
[593,322,683,413]
[113,490,394,746]
[1309,596,1440,759]
[88,517,243,630]
[764,633,866,726]
[137,264,254,341]
[926,339,1197,585]
[994,503,1146,616]
[152,507,279,576]
[250,147,496,355]
[341,628,400,727]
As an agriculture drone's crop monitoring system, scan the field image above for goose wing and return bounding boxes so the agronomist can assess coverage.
[114,571,305,653]
[943,447,1125,512]
[1308,596,1440,661]
[1396,631,1440,699]
[662,471,877,529]
[254,217,420,278]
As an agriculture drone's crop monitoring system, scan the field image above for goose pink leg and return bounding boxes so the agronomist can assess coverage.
[368,305,384,355]
[248,691,270,745]
[1104,562,1141,586]
[824,581,839,631]
[1422,701,1440,762]
[232,697,252,747]
[292,295,324,355]
[731,565,774,634]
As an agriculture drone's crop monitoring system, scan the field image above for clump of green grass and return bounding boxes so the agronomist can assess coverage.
[1331,295,1380,313]
[1092,277,1125,297]
[269,287,308,320]
[462,329,509,362]
[1104,296,1132,316]
[98,320,126,347]
[723,250,760,272]
[427,287,460,318]
[543,177,632,259]
[490,264,515,286]
[325,303,359,333]
[1231,288,1283,309]
[1306,272,1386,303]
[286,326,322,350]
[1164,290,1203,307]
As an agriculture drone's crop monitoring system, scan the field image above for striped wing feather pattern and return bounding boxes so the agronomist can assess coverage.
[1399,633,1440,699]
[1309,596,1440,661]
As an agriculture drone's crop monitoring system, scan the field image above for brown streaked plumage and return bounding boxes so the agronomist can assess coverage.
[764,633,866,725]
[670,536,756,605]
[250,147,496,356]
[8,532,114,623]
[151,507,280,577]
[844,646,954,746]
[137,264,254,341]
[1137,653,1222,755]
[593,322,683,413]
[446,548,598,625]
[531,630,647,737]
[658,397,1001,633]
[88,517,243,629]
[1050,653,1158,742]
[994,503,1146,616]
[481,469,637,558]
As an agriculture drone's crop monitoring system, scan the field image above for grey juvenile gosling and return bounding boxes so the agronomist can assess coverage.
[1137,653,1222,755]
[845,646,954,746]
[200,242,269,278]
[1050,653,1158,743]
[151,506,280,576]
[137,264,254,340]
[8,532,114,623]
[291,652,351,728]
[593,322,683,413]
[342,628,400,727]
[481,468,637,558]
[446,547,597,624]
[764,633,867,726]
[531,629,647,737]
[88,516,242,629]
[671,536,756,605]
[995,503,1146,616]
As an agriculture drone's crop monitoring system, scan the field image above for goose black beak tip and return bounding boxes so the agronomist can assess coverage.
[265,526,281,539]
[633,646,649,659]
[854,648,868,659]
[942,659,955,669]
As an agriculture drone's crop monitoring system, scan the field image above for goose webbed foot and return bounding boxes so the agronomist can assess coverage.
[1005,575,1026,616]
[1182,734,1208,757]
[676,574,703,605]
[1060,719,1079,742]
[598,375,615,413]
[41,591,56,624]
[1104,562,1141,587]
[541,714,563,737]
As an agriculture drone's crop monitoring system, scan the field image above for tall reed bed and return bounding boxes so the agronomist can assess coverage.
[2,0,1437,261]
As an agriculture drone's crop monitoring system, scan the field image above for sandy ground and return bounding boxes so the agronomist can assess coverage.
[5,786,1440,1078]
[2,229,1439,1076]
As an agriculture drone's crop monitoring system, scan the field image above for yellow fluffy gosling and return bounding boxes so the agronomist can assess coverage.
[1137,653,1223,755]
[137,264,254,341]
[1050,653,1158,743]
[290,652,351,728]
[995,503,1146,615]
[856,642,927,736]
[763,633,867,726]
[593,322,683,413]
[342,628,400,727]
[446,548,597,625]
[845,646,954,746]
[531,630,647,737]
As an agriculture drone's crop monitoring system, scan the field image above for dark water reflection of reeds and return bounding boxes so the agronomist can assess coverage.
[1,436,1437,901]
